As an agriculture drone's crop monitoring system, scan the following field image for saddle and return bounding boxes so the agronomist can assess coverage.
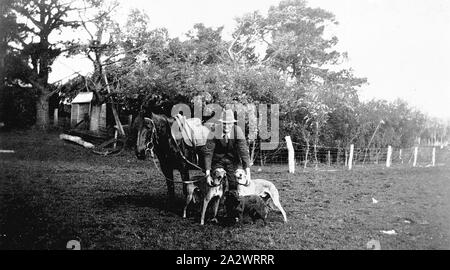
[172,114,210,147]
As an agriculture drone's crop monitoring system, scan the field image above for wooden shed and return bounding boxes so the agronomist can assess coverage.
[70,92,107,134]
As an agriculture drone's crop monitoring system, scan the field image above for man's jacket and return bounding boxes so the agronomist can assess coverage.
[202,124,250,170]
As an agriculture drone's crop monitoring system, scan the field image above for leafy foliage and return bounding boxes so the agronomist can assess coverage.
[2,0,448,147]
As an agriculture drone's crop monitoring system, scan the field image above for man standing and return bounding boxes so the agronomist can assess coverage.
[203,109,251,190]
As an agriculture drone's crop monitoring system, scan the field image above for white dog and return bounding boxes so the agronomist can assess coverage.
[183,168,227,225]
[235,168,287,223]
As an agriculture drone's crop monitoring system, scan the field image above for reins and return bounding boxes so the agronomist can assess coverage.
[142,118,204,185]
[149,154,204,184]
[171,134,205,173]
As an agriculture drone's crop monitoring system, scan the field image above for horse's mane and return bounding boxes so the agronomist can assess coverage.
[133,111,172,129]
[151,112,174,124]
[138,111,215,127]
[134,109,216,138]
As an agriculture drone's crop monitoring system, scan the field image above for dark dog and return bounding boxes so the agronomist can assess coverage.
[224,190,268,225]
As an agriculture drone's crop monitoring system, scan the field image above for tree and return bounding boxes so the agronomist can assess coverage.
[1,0,31,84]
[185,23,228,65]
[231,0,367,152]
[1,0,35,127]
[71,0,120,85]
[299,92,330,169]
[233,0,343,82]
[8,0,80,129]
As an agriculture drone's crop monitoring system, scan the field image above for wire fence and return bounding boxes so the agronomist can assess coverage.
[251,139,449,170]
[53,106,448,171]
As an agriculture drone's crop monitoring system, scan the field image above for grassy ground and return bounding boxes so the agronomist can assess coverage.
[1,130,450,250]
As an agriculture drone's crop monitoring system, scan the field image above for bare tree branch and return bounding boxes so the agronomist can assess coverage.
[13,5,42,30]
[228,23,245,62]
[103,45,145,64]
[78,11,94,40]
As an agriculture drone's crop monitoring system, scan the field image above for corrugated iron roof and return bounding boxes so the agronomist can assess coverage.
[72,92,94,104]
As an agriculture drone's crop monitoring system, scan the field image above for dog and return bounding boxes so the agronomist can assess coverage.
[235,168,288,223]
[224,190,268,225]
[183,168,227,225]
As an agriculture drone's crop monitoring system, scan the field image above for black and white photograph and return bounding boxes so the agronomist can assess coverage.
[1,0,449,253]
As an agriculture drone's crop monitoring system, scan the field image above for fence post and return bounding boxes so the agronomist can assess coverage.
[432,147,436,167]
[285,136,295,173]
[337,148,341,165]
[399,149,403,164]
[413,146,418,167]
[53,108,58,127]
[328,150,331,167]
[128,114,133,134]
[374,149,378,164]
[386,145,392,168]
[260,151,263,167]
[348,144,354,170]
[344,150,348,167]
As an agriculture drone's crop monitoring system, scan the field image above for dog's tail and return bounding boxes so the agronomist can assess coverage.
[268,199,279,212]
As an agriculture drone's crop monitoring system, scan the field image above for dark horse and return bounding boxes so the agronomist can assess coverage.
[134,111,209,199]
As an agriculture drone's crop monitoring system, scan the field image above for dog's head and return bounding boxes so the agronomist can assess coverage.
[211,168,226,186]
[224,190,241,218]
[242,195,268,223]
[234,168,249,186]
[224,190,240,205]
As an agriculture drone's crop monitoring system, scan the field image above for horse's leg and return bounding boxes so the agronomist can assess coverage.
[161,165,175,200]
[183,191,193,218]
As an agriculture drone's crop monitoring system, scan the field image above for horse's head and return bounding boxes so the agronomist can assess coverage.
[134,112,156,160]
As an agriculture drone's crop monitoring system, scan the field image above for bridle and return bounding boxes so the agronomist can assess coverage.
[142,118,158,158]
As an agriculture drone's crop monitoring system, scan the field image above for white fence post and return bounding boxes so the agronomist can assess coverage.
[432,147,436,167]
[328,150,331,167]
[53,108,58,127]
[386,145,392,168]
[413,147,418,167]
[285,136,295,173]
[348,144,354,170]
[399,149,403,164]
[128,114,133,134]
[344,150,348,167]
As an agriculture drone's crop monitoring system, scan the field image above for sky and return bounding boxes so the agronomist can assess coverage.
[50,0,450,119]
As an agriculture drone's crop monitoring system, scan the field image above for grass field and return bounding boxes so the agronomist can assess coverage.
[1,130,450,250]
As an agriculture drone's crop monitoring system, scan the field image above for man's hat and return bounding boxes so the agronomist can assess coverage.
[218,109,237,123]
